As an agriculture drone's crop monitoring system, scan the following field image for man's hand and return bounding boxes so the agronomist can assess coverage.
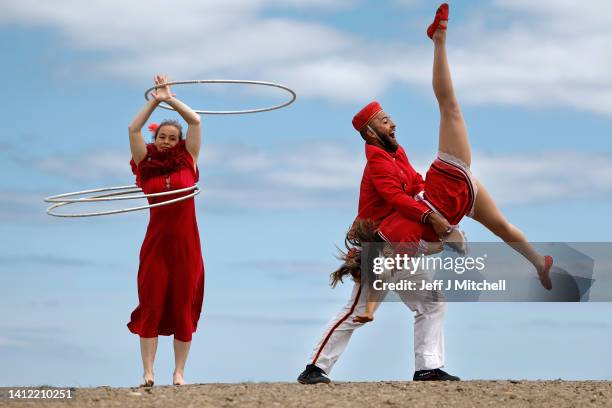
[427,212,452,239]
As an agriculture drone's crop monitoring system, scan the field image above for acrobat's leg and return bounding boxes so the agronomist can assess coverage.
[431,14,472,167]
[471,178,552,289]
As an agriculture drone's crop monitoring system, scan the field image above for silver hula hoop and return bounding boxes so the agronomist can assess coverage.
[144,79,297,115]
[44,185,200,217]
[45,185,197,203]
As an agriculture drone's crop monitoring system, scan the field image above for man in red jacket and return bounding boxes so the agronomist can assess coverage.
[297,101,459,385]
[354,101,452,241]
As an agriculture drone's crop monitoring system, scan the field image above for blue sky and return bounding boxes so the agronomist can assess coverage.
[1,0,612,386]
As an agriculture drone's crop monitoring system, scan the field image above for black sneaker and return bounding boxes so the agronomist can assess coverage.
[413,368,460,381]
[297,364,331,384]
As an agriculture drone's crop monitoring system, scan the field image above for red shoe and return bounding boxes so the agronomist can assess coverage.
[427,3,449,39]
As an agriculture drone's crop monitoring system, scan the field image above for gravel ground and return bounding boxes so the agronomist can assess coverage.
[2,381,612,408]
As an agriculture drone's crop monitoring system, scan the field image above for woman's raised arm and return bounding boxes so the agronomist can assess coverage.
[158,75,201,161]
[128,97,159,165]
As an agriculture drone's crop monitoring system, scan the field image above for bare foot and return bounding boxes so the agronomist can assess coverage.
[537,255,553,290]
[140,372,154,387]
[173,371,185,386]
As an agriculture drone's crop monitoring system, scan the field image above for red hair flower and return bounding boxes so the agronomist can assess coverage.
[147,123,159,134]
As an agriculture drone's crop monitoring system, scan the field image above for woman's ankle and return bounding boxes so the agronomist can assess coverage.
[534,255,546,273]
[173,370,185,385]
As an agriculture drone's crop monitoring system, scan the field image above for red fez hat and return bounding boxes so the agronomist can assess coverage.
[352,101,382,131]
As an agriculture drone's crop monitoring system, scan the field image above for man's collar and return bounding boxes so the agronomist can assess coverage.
[365,143,403,159]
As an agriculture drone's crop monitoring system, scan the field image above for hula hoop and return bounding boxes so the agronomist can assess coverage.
[45,185,197,203]
[44,185,200,217]
[144,80,297,115]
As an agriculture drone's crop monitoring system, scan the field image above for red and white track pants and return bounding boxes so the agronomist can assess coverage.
[309,268,446,373]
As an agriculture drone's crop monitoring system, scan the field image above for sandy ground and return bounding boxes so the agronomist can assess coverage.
[2,381,612,408]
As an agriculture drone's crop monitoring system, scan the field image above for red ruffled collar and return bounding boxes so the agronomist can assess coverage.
[130,140,193,186]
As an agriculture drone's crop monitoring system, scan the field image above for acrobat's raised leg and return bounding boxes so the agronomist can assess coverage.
[429,4,471,168]
[428,4,552,290]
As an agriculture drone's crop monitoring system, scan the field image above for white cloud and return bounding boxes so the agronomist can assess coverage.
[443,0,612,114]
[199,141,363,209]
[269,58,391,102]
[470,151,612,205]
[0,1,357,78]
[0,190,50,222]
[3,0,612,113]
[0,336,30,348]
[27,142,612,211]
[36,150,130,181]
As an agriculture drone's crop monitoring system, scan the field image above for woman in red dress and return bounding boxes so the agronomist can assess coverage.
[127,74,204,387]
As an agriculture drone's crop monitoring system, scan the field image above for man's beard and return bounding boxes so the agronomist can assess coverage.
[374,130,398,153]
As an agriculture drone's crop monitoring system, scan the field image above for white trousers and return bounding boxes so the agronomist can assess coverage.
[309,267,446,373]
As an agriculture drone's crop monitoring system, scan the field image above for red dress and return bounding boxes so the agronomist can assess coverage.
[127,141,204,342]
[378,155,476,244]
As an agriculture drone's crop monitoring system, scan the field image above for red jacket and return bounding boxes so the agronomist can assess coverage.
[356,144,432,227]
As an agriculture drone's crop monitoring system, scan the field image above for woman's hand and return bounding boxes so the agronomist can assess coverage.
[352,311,374,323]
[151,74,176,102]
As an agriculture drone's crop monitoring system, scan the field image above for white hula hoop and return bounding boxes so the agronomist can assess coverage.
[144,79,297,115]
[44,185,200,217]
[45,184,197,203]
